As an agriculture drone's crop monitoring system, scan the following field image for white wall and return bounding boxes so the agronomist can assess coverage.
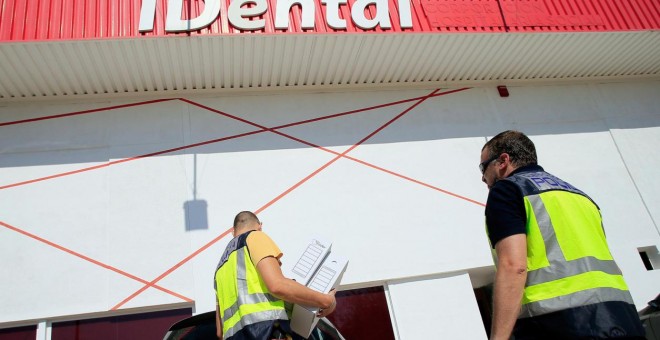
[1,81,659,333]
[387,273,488,340]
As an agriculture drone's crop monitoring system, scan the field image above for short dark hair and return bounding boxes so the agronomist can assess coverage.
[482,130,537,168]
[233,211,260,229]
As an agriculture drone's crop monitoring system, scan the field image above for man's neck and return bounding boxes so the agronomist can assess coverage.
[234,227,258,237]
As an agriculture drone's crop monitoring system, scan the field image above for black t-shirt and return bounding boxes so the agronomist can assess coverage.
[485,164,544,247]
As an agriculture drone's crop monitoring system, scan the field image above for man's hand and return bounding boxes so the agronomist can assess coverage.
[317,289,337,318]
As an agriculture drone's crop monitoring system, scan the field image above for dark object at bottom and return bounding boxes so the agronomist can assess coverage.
[163,311,345,340]
[640,294,660,340]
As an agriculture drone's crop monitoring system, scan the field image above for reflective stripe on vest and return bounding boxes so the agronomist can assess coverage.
[503,171,634,319]
[216,234,287,339]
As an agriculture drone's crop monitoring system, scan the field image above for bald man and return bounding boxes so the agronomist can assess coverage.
[214,211,336,339]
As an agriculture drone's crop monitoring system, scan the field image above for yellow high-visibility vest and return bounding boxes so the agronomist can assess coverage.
[502,170,634,318]
[215,231,287,339]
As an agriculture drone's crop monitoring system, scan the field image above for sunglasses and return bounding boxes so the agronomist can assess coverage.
[479,154,500,174]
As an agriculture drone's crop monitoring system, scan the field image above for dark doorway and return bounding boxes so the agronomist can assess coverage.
[327,286,396,340]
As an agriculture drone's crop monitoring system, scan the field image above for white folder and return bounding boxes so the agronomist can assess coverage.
[283,238,348,338]
[286,238,332,286]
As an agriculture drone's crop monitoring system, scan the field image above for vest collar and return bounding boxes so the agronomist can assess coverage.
[508,164,544,177]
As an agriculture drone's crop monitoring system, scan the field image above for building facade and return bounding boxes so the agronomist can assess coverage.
[1,0,659,339]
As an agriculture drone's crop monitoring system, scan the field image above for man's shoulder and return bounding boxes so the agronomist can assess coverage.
[246,230,272,242]
[246,231,282,265]
[246,231,280,250]
[486,178,526,222]
[488,179,522,203]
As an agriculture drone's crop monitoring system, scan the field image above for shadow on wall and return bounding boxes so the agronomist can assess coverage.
[183,153,208,231]
[184,199,208,231]
[0,83,659,169]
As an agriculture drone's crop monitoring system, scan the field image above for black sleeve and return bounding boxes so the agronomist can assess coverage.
[485,179,527,248]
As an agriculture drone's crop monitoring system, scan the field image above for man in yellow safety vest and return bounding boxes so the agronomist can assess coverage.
[214,211,336,339]
[480,130,645,340]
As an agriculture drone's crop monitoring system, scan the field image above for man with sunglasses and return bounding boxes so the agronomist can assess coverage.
[480,131,644,340]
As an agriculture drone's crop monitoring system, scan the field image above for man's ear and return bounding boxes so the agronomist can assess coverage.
[499,153,511,167]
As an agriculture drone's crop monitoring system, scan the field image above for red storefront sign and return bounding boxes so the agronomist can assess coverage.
[0,0,658,41]
[420,0,604,29]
